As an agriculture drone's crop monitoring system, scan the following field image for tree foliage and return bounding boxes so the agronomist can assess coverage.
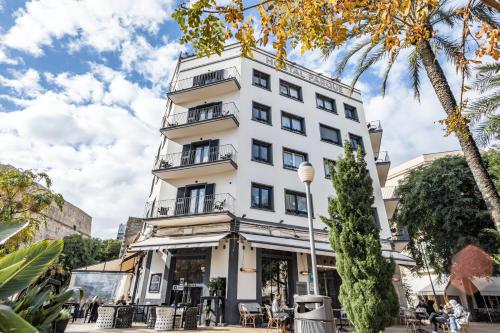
[0,167,64,254]
[394,154,500,276]
[321,142,398,333]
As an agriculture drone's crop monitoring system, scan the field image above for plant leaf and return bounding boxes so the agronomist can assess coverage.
[0,304,37,333]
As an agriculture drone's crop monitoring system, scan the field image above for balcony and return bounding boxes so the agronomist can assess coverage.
[144,193,235,227]
[153,144,237,182]
[381,186,399,220]
[375,151,391,187]
[367,120,383,158]
[390,225,410,252]
[168,67,241,104]
[161,102,239,140]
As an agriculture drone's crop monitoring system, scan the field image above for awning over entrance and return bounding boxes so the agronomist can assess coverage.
[472,277,500,296]
[240,232,335,256]
[73,251,142,273]
[129,233,229,251]
[381,250,416,267]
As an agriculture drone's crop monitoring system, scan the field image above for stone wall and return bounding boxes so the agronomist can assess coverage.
[119,217,144,257]
[34,200,92,241]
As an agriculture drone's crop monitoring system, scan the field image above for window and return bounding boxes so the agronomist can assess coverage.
[281,112,305,134]
[279,80,302,101]
[323,159,336,179]
[316,94,336,113]
[344,104,359,121]
[320,124,342,146]
[253,70,270,89]
[349,133,364,152]
[252,102,272,124]
[252,140,272,164]
[251,183,273,210]
[193,69,224,87]
[148,273,162,293]
[283,148,307,170]
[285,190,308,216]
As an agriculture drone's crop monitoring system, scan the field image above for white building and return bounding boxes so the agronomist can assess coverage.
[127,44,408,324]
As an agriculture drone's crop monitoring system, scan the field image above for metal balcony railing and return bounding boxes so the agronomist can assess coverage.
[154,144,237,170]
[145,193,235,219]
[381,186,398,200]
[367,120,382,132]
[391,225,410,241]
[163,102,239,128]
[169,67,241,93]
[375,151,390,163]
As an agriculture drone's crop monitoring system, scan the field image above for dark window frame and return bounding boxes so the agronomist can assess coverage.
[251,139,273,165]
[279,80,303,101]
[344,103,359,122]
[253,69,271,90]
[148,273,162,293]
[251,182,274,211]
[252,101,272,125]
[349,133,365,152]
[316,93,337,114]
[281,111,306,135]
[323,158,336,179]
[319,124,342,146]
[284,189,309,217]
[282,148,308,171]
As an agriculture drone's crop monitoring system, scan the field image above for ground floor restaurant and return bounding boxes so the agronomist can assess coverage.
[127,221,413,325]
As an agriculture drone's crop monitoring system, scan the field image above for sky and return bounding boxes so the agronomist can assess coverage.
[0,0,461,238]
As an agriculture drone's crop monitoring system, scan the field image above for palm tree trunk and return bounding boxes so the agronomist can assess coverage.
[417,40,500,233]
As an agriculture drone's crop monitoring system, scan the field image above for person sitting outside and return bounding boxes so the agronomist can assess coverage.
[272,294,291,333]
[423,300,448,333]
[447,299,467,333]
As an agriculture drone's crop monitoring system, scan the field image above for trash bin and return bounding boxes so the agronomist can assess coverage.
[294,295,335,333]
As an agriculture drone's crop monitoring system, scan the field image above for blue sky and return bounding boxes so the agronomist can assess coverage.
[0,0,461,238]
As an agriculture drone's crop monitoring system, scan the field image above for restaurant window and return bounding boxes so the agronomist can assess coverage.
[320,124,342,146]
[279,80,302,101]
[253,70,270,89]
[261,255,291,306]
[316,94,336,113]
[349,133,364,152]
[252,139,272,164]
[252,102,272,125]
[172,257,205,285]
[148,273,162,293]
[285,189,308,216]
[344,104,359,121]
[281,112,305,134]
[323,159,336,179]
[251,183,273,210]
[283,149,307,170]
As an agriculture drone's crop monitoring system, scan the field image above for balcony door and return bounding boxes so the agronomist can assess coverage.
[181,139,219,166]
[187,102,222,123]
[175,183,215,215]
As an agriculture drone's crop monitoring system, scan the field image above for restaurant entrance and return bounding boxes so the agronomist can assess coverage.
[260,250,297,307]
[168,256,207,307]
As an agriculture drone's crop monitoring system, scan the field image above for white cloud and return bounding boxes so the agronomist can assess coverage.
[1,0,174,56]
[0,48,19,65]
[0,68,42,97]
[0,66,162,237]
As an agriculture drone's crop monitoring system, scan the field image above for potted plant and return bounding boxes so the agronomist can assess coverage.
[53,308,71,333]
[208,277,226,297]
[203,304,211,326]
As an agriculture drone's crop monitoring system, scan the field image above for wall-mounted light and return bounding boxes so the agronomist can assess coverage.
[240,268,257,273]
[300,270,310,276]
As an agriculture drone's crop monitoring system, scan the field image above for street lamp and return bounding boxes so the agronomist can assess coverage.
[298,162,319,296]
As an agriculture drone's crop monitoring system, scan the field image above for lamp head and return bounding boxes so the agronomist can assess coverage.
[298,162,315,183]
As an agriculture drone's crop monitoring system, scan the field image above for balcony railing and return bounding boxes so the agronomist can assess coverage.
[169,67,241,93]
[145,193,235,219]
[375,151,390,163]
[154,144,237,170]
[381,186,398,200]
[163,102,239,128]
[367,120,382,132]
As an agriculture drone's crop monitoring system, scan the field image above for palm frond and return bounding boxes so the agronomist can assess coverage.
[408,49,422,102]
[470,2,500,29]
[350,45,387,91]
[334,38,372,75]
[430,0,462,27]
[381,48,400,97]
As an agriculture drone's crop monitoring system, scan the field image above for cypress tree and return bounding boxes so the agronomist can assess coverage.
[321,142,399,333]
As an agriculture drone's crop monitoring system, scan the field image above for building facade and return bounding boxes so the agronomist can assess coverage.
[128,45,407,323]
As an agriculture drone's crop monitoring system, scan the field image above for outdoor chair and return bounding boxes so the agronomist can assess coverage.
[114,306,134,328]
[133,305,146,323]
[240,304,257,328]
[184,307,198,330]
[95,306,115,329]
[264,304,281,331]
[147,306,157,329]
[154,306,175,331]
[403,309,419,333]
[459,312,471,333]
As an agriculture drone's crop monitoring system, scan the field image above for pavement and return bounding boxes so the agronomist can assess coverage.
[66,322,500,333]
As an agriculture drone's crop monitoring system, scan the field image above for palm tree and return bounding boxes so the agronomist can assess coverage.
[330,0,500,232]
[466,62,500,146]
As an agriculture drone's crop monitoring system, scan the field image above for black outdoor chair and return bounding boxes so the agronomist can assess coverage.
[147,306,157,329]
[184,307,198,330]
[133,305,146,323]
[114,306,134,328]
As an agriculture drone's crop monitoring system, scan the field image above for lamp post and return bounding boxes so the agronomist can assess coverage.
[298,162,319,295]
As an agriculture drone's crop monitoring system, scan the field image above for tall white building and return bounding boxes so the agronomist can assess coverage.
[128,44,409,323]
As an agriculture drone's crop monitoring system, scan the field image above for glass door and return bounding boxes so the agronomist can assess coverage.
[261,257,290,306]
[193,145,210,164]
[187,186,206,215]
[169,257,206,307]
